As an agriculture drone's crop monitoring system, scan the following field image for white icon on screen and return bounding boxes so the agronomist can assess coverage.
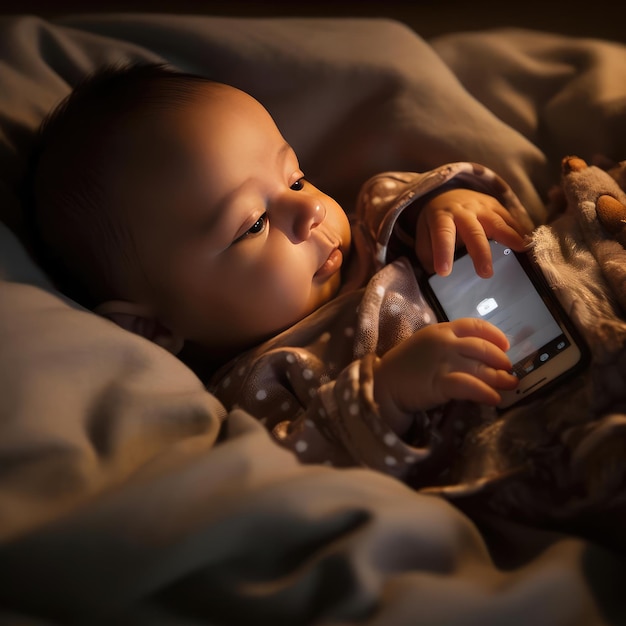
[503,248,511,255]
[476,297,498,316]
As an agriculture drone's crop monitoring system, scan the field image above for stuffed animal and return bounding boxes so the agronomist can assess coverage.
[561,155,626,247]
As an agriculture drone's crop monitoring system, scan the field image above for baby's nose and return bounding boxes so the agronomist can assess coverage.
[273,193,326,242]
[294,198,325,240]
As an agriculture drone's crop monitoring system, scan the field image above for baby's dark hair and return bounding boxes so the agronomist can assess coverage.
[23,61,214,308]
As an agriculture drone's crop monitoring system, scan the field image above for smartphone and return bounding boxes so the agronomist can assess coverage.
[425,240,588,409]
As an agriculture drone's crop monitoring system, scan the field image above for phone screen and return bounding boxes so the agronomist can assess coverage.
[428,240,574,383]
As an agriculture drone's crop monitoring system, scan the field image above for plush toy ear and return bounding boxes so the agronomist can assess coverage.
[597,194,626,247]
[93,300,184,355]
[562,155,588,173]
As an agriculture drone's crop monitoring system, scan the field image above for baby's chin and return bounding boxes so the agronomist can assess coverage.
[275,273,344,331]
[255,285,343,345]
[188,275,344,359]
[313,272,343,309]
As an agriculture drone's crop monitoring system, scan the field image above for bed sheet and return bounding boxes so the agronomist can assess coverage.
[1,13,626,625]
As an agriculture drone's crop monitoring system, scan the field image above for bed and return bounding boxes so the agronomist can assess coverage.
[2,10,626,625]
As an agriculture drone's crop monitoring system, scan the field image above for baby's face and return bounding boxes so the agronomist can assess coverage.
[122,83,351,352]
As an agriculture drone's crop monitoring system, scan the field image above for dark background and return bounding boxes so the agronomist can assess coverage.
[0,0,624,43]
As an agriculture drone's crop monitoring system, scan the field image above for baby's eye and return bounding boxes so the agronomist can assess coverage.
[290,178,305,191]
[233,213,267,244]
[247,214,267,235]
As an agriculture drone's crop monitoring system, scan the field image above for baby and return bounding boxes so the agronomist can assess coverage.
[25,63,533,478]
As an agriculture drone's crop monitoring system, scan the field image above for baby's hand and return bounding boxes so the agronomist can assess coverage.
[373,318,518,434]
[415,188,530,278]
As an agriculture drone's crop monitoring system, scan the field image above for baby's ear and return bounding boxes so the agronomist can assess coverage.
[93,300,184,355]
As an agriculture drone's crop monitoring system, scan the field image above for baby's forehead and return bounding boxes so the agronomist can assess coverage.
[116,81,283,217]
[129,82,257,147]
[131,84,279,167]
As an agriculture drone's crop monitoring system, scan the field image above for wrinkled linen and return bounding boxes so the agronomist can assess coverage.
[2,13,626,625]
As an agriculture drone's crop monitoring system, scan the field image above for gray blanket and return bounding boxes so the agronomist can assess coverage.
[2,14,626,625]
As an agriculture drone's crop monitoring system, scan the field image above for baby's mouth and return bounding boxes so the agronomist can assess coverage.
[314,247,343,281]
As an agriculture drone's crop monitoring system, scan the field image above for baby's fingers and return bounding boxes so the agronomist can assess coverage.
[445,371,516,406]
[467,360,519,390]
[426,210,457,277]
[415,208,456,276]
[458,335,514,374]
[448,317,510,354]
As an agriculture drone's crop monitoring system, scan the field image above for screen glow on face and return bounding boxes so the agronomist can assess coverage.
[428,241,569,379]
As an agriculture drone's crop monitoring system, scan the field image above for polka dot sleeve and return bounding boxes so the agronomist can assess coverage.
[314,354,430,479]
